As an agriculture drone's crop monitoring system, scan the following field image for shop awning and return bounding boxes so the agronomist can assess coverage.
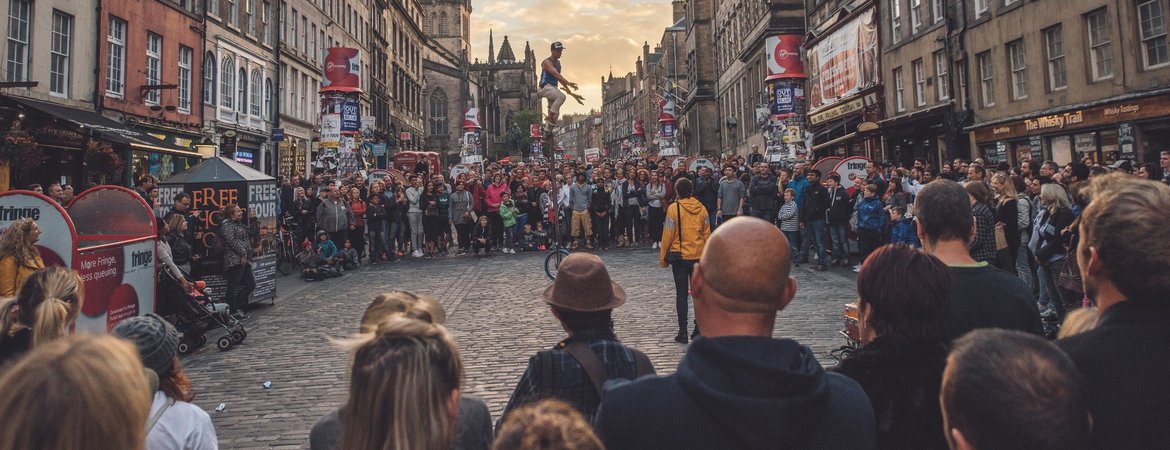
[4,96,202,158]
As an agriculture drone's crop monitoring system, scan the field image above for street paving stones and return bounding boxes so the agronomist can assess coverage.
[182,248,858,449]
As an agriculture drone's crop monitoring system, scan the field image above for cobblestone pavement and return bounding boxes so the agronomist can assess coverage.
[182,248,858,449]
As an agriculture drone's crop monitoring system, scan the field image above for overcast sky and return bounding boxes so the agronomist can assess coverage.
[470,0,674,116]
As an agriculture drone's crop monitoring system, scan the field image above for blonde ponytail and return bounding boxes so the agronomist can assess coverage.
[31,297,70,346]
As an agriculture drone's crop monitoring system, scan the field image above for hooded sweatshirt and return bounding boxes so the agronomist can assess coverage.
[597,336,875,450]
[659,197,710,267]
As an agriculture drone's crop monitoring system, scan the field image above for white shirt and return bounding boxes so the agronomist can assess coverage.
[146,391,219,450]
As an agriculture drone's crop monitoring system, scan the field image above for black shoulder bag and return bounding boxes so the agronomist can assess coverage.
[666,203,684,264]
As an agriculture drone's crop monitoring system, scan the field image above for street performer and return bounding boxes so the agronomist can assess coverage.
[540,41,578,127]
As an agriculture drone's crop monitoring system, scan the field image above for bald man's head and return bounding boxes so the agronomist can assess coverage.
[697,217,792,313]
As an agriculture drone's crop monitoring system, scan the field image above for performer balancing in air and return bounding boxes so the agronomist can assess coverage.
[539,41,584,128]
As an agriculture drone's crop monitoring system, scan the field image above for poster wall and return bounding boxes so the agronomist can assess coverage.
[76,239,156,333]
[806,7,879,110]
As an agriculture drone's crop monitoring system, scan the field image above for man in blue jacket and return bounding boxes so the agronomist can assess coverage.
[596,217,875,450]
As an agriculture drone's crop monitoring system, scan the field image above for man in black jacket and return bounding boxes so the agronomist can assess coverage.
[1058,174,1170,449]
[747,162,778,224]
[596,217,874,450]
[801,169,830,271]
[589,171,612,249]
[824,173,853,267]
[694,167,718,230]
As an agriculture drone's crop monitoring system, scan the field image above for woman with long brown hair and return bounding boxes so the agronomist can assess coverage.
[0,266,85,367]
[0,335,152,450]
[114,313,219,450]
[0,218,45,297]
[340,317,464,450]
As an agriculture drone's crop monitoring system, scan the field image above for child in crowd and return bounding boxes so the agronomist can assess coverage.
[499,192,518,254]
[887,206,920,248]
[533,221,549,250]
[472,215,493,256]
[338,240,360,270]
[519,223,539,252]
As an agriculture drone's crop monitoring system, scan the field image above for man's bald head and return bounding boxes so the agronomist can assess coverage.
[697,217,792,312]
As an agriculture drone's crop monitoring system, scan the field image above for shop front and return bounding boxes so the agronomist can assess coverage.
[807,90,884,160]
[130,125,205,184]
[879,102,957,168]
[968,93,1170,167]
[276,121,313,178]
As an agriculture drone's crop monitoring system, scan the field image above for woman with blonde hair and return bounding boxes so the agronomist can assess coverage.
[991,172,1021,271]
[340,317,464,450]
[0,266,85,367]
[0,335,152,450]
[1029,183,1075,320]
[0,218,45,297]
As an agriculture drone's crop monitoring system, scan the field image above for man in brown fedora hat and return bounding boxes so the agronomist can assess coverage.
[500,253,655,426]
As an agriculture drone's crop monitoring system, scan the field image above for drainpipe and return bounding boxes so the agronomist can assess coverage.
[93,0,103,113]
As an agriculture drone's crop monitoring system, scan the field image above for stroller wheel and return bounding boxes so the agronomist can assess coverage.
[177,341,193,355]
[216,336,234,351]
[231,330,245,344]
[195,334,207,348]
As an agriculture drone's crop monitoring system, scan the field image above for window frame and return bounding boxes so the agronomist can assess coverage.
[250,69,261,116]
[145,32,163,105]
[1138,0,1169,69]
[913,59,926,107]
[5,0,32,83]
[1044,25,1068,91]
[203,52,216,105]
[891,0,903,44]
[49,10,73,97]
[933,0,944,23]
[894,67,906,112]
[1007,39,1028,100]
[978,51,995,108]
[220,57,235,109]
[975,0,988,17]
[935,50,950,101]
[911,0,922,32]
[177,45,193,113]
[105,15,127,98]
[237,67,247,113]
[1086,9,1114,81]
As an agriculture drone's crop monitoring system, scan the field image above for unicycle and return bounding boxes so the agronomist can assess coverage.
[545,242,570,280]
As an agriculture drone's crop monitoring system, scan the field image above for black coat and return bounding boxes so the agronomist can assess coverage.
[748,174,779,211]
[1035,206,1074,261]
[694,177,719,212]
[1058,299,1170,450]
[826,186,852,224]
[802,184,829,223]
[832,338,949,450]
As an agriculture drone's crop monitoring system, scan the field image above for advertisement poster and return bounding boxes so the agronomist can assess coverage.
[463,108,481,129]
[833,156,872,192]
[0,191,75,268]
[688,158,716,174]
[766,35,806,79]
[772,84,797,115]
[461,131,484,164]
[321,47,361,92]
[321,114,342,147]
[807,8,879,109]
[341,99,361,132]
[76,239,156,333]
[584,148,601,164]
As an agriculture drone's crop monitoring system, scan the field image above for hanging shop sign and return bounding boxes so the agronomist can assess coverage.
[321,47,362,93]
[1118,123,1136,160]
[972,95,1170,142]
[221,130,238,155]
[1030,135,1044,161]
[806,7,879,109]
[766,34,806,80]
[808,96,866,125]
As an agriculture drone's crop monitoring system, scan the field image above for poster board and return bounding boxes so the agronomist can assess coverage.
[157,157,277,306]
[66,186,157,333]
[812,156,844,177]
[0,190,77,269]
[832,156,872,194]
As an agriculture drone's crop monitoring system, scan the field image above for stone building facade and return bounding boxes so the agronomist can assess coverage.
[470,33,540,154]
[421,0,477,161]
[680,0,719,155]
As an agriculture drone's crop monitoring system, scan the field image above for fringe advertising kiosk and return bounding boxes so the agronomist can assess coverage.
[158,157,278,307]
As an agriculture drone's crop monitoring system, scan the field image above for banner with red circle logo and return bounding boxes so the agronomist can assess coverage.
[766,35,806,80]
[321,48,362,93]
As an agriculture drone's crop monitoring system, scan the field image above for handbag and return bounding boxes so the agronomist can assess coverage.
[994,224,1009,251]
[1057,230,1083,293]
[666,203,684,264]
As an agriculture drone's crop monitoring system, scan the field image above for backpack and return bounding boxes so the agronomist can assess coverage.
[536,341,654,400]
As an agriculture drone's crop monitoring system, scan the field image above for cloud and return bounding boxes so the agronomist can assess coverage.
[471,0,673,115]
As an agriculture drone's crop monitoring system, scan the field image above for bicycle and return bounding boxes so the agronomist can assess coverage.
[274,214,299,275]
[544,205,571,280]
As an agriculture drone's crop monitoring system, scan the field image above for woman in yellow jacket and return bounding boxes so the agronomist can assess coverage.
[659,177,711,344]
[0,219,44,297]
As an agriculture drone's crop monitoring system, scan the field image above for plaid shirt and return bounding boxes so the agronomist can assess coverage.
[970,202,998,263]
[501,327,649,423]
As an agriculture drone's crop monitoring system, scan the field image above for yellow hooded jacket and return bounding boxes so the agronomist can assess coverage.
[659,197,711,268]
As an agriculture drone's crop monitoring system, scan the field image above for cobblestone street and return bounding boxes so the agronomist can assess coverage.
[182,248,858,449]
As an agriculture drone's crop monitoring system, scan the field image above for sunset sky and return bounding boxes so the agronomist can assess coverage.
[470,0,675,116]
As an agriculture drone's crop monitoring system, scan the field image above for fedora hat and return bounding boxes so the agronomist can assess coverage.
[542,253,626,312]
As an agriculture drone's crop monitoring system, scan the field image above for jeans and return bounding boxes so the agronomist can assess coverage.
[806,219,828,265]
[368,223,387,259]
[223,263,255,312]
[1038,258,1066,311]
[750,208,775,225]
[455,222,472,250]
[782,230,800,262]
[828,223,849,263]
[706,208,717,230]
[488,212,504,248]
[592,212,610,248]
[408,212,424,252]
[501,226,514,250]
[856,228,882,263]
[621,205,641,242]
[390,220,405,252]
[671,259,697,333]
[1016,244,1036,296]
[648,206,665,243]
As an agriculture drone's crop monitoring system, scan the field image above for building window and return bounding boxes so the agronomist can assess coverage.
[894,67,905,112]
[279,1,286,42]
[262,1,271,44]
[911,0,922,32]
[975,0,988,17]
[934,50,950,101]
[288,69,297,117]
[429,89,448,135]
[913,59,926,106]
[1138,0,1169,68]
[1044,25,1067,90]
[957,60,968,109]
[311,24,317,61]
[5,0,31,83]
[933,0,944,23]
[209,0,219,16]
[1007,40,1027,100]
[49,11,72,97]
[1086,9,1113,80]
[220,57,235,109]
[299,73,307,121]
[264,77,273,120]
[439,12,447,35]
[250,69,262,116]
[237,68,247,113]
[178,46,192,113]
[290,8,297,49]
[1005,0,1019,5]
[301,16,307,53]
[145,33,162,105]
[203,52,215,105]
[228,0,237,27]
[891,0,902,43]
[106,16,127,97]
[978,51,995,107]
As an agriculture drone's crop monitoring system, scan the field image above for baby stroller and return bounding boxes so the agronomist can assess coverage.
[158,269,248,353]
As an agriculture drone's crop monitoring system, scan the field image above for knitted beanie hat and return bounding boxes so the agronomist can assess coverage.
[113,313,179,376]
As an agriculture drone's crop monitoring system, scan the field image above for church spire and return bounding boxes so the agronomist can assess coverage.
[488,29,495,64]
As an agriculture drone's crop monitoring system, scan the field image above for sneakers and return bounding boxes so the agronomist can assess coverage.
[1039,307,1058,319]
[412,250,423,257]
[852,264,862,273]
[652,242,659,249]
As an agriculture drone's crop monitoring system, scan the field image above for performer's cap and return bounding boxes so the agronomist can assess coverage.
[551,42,565,51]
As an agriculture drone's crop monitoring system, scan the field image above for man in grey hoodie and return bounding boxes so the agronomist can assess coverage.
[315,185,353,249]
[597,217,875,450]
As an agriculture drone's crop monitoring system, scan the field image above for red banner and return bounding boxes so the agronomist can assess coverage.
[321,47,362,93]
[766,35,806,80]
[530,123,542,138]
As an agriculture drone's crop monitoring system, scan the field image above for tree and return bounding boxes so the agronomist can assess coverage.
[508,110,542,155]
